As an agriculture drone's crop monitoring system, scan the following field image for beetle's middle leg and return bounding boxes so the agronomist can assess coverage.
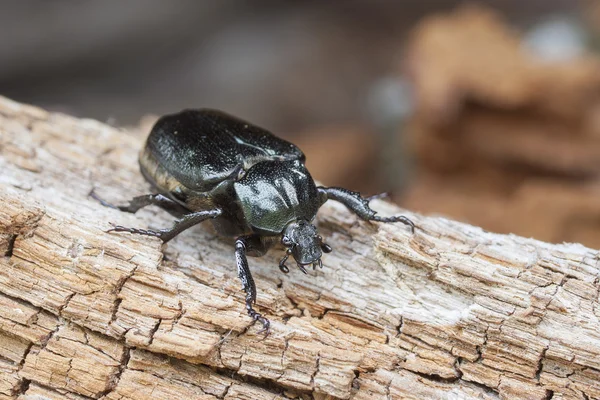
[318,186,415,232]
[90,190,188,217]
[108,208,221,243]
[235,236,270,336]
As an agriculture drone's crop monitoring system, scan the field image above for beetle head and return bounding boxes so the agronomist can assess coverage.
[280,220,332,273]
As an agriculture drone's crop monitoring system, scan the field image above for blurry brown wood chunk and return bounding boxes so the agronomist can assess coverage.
[404,5,600,247]
[291,125,379,195]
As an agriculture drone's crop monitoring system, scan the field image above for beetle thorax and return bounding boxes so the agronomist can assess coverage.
[233,160,320,235]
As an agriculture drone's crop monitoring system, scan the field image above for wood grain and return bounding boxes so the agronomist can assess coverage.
[0,96,599,399]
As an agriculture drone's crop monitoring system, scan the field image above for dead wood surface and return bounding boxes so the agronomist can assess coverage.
[0,96,599,399]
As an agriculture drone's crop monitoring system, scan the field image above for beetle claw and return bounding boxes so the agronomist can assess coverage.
[247,307,270,338]
[89,188,120,210]
[106,222,118,233]
[256,320,271,338]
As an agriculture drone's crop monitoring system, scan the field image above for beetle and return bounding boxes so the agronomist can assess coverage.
[92,109,414,335]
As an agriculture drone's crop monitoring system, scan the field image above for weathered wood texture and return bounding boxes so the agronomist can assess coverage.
[0,96,599,399]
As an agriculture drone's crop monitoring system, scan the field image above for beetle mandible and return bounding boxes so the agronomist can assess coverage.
[92,109,415,335]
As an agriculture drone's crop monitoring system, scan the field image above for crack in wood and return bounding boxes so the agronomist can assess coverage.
[535,346,549,381]
[309,352,320,390]
[3,234,16,257]
[96,347,131,398]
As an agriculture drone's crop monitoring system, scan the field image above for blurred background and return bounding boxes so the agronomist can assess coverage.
[3,0,600,247]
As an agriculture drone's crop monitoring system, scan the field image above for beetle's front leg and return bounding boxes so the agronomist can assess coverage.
[107,209,221,243]
[318,186,415,232]
[235,237,270,336]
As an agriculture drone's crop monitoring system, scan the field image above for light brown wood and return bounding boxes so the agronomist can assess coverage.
[0,95,599,399]
[404,6,600,249]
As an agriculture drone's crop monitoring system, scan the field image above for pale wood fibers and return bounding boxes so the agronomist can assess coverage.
[0,96,599,399]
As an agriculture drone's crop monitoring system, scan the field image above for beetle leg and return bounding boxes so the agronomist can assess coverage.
[235,237,270,336]
[317,186,415,233]
[119,194,186,215]
[107,209,221,243]
[90,189,188,218]
[89,189,121,209]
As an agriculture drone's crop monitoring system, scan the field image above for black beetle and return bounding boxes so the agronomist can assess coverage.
[92,109,414,335]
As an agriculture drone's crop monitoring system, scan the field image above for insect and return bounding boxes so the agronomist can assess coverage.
[92,109,414,335]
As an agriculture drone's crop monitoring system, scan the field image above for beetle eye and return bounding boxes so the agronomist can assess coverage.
[282,236,292,246]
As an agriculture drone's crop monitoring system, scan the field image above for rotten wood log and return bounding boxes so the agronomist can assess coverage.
[0,95,599,400]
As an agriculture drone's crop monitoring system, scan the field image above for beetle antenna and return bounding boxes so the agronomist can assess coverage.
[317,235,332,253]
[279,249,291,273]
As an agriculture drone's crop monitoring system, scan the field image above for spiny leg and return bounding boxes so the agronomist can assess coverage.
[89,189,188,217]
[108,209,221,243]
[235,237,270,336]
[318,186,415,233]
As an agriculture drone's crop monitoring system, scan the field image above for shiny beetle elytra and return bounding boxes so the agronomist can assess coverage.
[92,109,414,335]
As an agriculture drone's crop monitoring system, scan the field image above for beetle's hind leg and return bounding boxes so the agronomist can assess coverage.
[235,237,270,336]
[318,186,415,233]
[107,208,221,243]
[89,189,188,217]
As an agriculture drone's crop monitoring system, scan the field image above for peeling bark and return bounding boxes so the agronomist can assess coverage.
[0,96,599,399]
